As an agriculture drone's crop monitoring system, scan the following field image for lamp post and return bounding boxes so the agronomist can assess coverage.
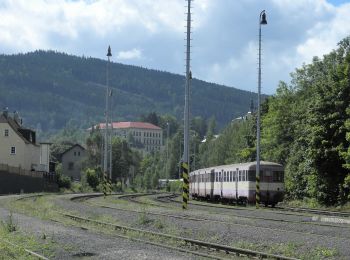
[256,10,267,209]
[104,46,112,178]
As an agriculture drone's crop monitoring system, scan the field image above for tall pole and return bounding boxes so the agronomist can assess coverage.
[256,10,267,209]
[109,89,113,181]
[104,46,111,177]
[182,0,192,210]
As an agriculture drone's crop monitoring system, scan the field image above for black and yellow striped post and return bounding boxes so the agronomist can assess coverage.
[103,172,107,198]
[256,175,260,209]
[182,162,189,210]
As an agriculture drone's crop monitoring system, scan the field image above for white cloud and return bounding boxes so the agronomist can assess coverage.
[0,0,349,94]
[295,3,350,63]
[117,48,142,60]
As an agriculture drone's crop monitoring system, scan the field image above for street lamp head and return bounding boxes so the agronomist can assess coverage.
[107,45,112,57]
[260,11,267,25]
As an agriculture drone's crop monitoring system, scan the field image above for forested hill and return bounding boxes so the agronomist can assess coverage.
[0,50,257,132]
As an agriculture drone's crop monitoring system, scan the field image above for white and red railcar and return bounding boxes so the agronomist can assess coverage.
[189,161,284,206]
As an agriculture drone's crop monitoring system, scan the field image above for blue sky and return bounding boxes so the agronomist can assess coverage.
[1,0,350,94]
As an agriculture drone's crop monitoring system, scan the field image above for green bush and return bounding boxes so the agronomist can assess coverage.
[56,172,71,189]
[168,180,183,193]
[85,168,100,190]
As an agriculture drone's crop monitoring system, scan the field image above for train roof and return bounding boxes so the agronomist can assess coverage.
[190,161,283,174]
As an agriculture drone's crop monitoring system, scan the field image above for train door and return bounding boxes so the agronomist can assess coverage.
[210,169,215,199]
[220,169,223,198]
[235,168,239,201]
[197,172,200,197]
[204,171,207,197]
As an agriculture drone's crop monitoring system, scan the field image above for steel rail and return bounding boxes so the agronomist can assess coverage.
[87,200,350,241]
[0,238,49,260]
[60,212,299,260]
[154,194,350,229]
[274,206,350,218]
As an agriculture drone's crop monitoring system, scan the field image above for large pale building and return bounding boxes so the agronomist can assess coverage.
[0,110,50,171]
[91,122,163,153]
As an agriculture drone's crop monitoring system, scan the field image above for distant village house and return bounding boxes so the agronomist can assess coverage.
[61,144,86,181]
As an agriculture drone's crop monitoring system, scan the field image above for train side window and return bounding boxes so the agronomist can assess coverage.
[273,171,284,182]
[248,170,254,181]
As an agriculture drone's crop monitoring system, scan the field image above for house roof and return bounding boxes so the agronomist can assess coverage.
[0,112,38,146]
[61,144,86,156]
[91,121,162,130]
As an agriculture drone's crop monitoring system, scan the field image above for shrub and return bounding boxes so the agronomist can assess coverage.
[85,168,100,190]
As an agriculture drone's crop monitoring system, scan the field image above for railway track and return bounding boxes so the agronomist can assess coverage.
[274,206,350,218]
[84,197,350,241]
[151,194,350,229]
[0,238,49,260]
[58,211,299,260]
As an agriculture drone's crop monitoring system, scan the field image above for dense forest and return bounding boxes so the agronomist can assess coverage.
[0,50,257,135]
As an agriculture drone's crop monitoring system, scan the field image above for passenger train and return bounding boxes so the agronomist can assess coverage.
[189,161,284,206]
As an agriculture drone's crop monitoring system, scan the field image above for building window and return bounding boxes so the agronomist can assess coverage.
[68,162,74,170]
[74,152,76,156]
[10,146,16,155]
[4,129,9,137]
[78,151,80,156]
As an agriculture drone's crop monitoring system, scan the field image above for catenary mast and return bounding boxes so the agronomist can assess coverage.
[182,0,192,210]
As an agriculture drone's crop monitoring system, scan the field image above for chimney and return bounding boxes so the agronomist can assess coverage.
[3,107,8,118]
[13,111,21,125]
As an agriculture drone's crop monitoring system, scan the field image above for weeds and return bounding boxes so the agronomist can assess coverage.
[1,212,17,233]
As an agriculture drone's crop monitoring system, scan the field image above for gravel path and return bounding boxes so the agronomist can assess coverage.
[0,196,197,260]
[2,193,350,259]
[89,194,350,259]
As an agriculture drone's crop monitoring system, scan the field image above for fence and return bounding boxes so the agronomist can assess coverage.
[0,163,58,194]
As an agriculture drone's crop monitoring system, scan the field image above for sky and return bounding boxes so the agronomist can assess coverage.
[0,0,350,94]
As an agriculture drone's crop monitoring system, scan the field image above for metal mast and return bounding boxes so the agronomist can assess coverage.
[256,11,267,209]
[109,88,113,181]
[182,0,192,210]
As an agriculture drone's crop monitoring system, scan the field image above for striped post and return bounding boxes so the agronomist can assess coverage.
[182,162,189,210]
[256,175,260,208]
[103,172,107,198]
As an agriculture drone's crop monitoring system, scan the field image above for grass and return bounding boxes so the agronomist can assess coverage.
[281,198,350,212]
[0,212,58,259]
[231,240,339,259]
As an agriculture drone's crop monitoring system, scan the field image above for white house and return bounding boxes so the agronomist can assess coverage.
[0,110,50,171]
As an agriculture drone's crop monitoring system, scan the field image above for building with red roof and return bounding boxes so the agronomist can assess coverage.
[89,121,163,153]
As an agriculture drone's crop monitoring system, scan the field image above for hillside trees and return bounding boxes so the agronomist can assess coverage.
[261,37,350,205]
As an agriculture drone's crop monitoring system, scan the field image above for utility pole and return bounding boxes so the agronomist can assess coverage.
[109,89,113,181]
[182,0,192,210]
